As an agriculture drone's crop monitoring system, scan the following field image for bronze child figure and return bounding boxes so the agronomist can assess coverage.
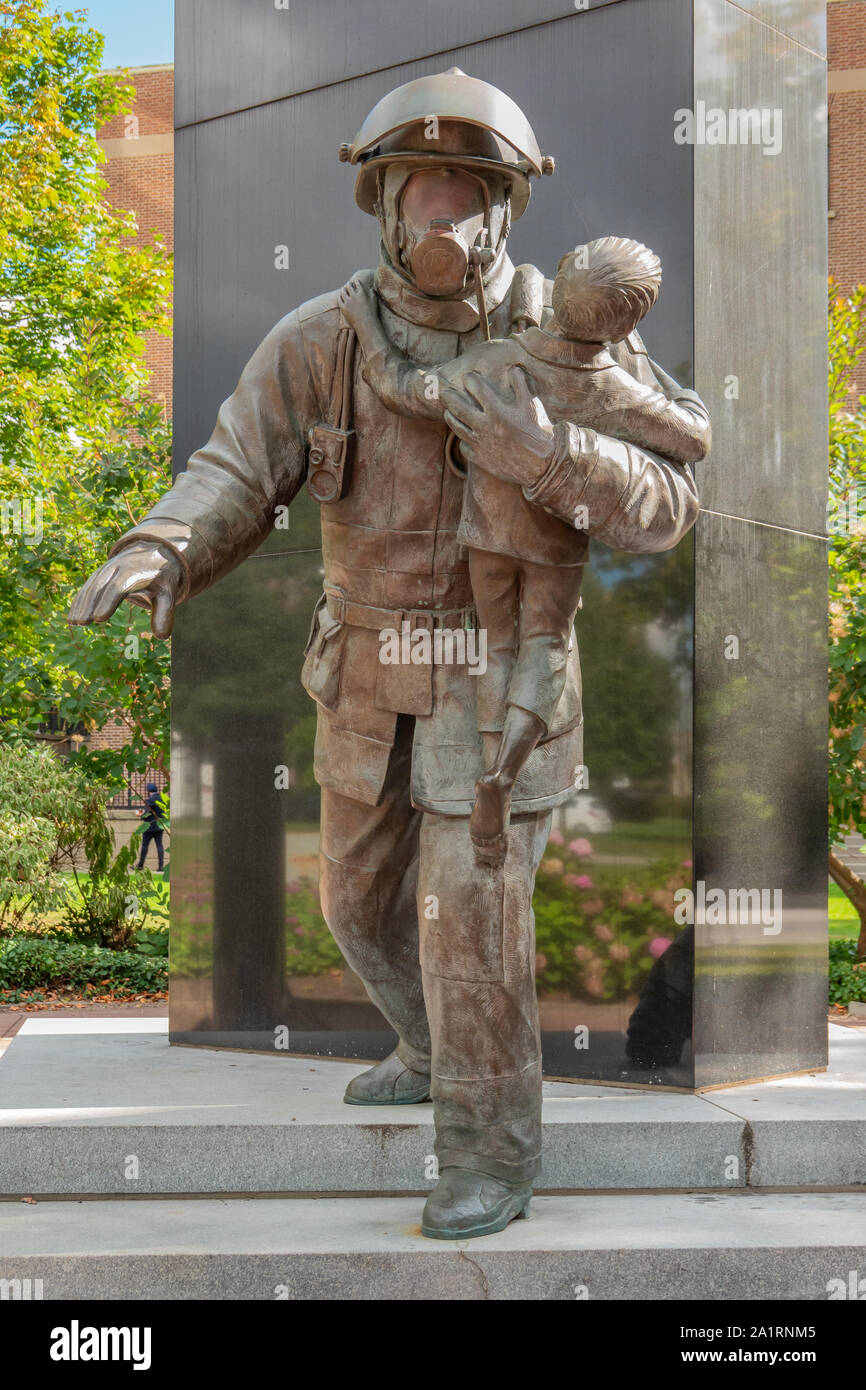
[338,236,711,860]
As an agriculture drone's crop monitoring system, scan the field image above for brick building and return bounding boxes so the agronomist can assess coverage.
[98,64,174,410]
[829,0,866,394]
[84,67,175,810]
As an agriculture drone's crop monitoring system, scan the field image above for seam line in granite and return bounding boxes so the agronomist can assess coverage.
[246,547,322,560]
[719,1,826,62]
[174,3,630,133]
[700,509,828,541]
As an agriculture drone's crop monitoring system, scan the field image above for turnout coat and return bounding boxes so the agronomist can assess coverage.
[111,257,702,815]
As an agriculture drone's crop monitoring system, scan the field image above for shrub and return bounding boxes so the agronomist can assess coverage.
[0,936,166,999]
[829,938,866,1006]
[0,743,147,943]
[0,743,96,931]
[284,879,344,976]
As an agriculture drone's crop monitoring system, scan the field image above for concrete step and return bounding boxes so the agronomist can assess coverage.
[1,1193,865,1300]
[1,1020,864,1196]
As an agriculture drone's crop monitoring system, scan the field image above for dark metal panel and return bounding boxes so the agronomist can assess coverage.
[175,0,630,128]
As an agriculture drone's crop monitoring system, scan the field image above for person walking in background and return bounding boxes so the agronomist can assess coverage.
[137,783,167,871]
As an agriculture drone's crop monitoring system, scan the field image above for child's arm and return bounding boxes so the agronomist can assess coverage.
[337,277,446,422]
[600,366,711,465]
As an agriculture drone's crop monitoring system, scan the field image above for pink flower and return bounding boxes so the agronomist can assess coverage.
[649,888,676,913]
[535,952,548,973]
[544,857,565,875]
[573,945,594,962]
[609,943,630,962]
[548,829,564,846]
[287,915,299,924]
[294,926,306,937]
[573,874,594,890]
[593,923,613,942]
[568,838,592,857]
[681,859,693,869]
[620,889,642,907]
[649,936,672,959]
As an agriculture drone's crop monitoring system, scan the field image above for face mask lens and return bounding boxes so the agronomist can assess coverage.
[399,170,486,295]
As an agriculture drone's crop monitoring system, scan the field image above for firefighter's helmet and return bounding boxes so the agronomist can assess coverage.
[339,68,554,221]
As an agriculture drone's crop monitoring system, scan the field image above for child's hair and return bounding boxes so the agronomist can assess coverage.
[551,237,662,343]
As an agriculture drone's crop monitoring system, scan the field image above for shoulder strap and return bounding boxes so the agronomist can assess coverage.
[331,326,357,431]
[509,263,546,332]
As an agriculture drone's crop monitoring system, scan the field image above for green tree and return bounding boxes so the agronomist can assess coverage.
[827,279,866,959]
[0,0,172,789]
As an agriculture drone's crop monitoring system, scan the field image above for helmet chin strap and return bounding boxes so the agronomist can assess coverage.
[469,233,494,340]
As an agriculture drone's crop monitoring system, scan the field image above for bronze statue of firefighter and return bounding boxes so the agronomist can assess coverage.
[70,69,708,1240]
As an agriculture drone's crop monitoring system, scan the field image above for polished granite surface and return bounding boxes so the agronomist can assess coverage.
[694,0,828,533]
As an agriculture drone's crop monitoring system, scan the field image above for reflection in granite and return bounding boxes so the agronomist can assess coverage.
[694,0,828,533]
[169,547,399,1056]
[535,535,694,1088]
[689,0,828,1086]
[693,513,829,1085]
[727,0,826,55]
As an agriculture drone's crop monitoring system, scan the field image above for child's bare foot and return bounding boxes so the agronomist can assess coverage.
[337,277,379,339]
[470,770,513,864]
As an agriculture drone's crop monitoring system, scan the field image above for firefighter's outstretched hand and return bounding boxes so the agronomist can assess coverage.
[440,366,556,488]
[68,544,184,640]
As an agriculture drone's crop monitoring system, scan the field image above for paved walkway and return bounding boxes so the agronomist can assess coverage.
[836,832,866,876]
[0,1001,168,1053]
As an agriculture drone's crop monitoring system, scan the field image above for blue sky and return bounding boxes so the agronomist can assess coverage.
[74,1,174,70]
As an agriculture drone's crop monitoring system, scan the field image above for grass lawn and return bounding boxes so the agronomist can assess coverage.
[6,869,171,935]
[566,818,690,862]
[829,880,861,942]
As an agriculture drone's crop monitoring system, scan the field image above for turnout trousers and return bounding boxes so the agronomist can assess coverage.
[318,715,551,1187]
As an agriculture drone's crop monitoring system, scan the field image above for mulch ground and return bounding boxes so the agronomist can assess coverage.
[0,994,168,1039]
[828,1003,866,1029]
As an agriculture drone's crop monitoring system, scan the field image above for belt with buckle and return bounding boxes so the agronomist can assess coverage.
[324,589,476,633]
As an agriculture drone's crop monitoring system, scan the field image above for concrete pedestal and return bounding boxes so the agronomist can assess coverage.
[0,1019,863,1300]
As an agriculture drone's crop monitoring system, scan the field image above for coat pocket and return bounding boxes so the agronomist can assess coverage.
[300,598,346,710]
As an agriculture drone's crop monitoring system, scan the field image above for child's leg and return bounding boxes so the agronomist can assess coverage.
[468,547,521,735]
[507,560,584,734]
[470,557,584,861]
[471,704,547,860]
[468,549,545,861]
